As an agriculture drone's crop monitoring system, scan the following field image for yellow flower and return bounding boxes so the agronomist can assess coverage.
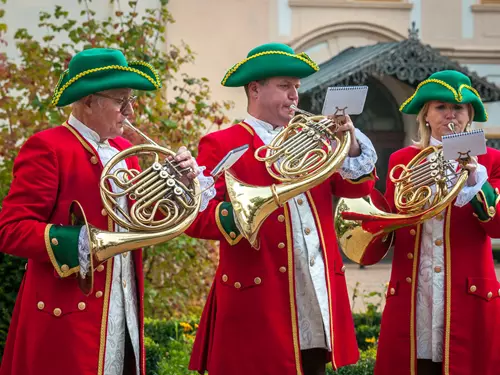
[179,322,193,332]
[185,334,196,341]
[195,323,199,329]
[365,337,376,344]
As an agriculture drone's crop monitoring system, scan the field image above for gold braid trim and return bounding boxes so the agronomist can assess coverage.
[399,79,488,121]
[221,50,319,86]
[52,63,162,106]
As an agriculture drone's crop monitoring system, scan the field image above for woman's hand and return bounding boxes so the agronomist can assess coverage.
[463,156,478,186]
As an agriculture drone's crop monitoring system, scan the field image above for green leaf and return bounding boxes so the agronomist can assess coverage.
[160,118,178,129]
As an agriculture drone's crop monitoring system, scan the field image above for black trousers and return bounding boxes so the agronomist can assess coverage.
[123,326,137,375]
[417,359,442,375]
[301,348,327,375]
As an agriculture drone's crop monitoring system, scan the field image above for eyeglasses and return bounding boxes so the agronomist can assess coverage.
[93,93,137,112]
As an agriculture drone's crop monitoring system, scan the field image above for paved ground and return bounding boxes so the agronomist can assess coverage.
[344,261,500,313]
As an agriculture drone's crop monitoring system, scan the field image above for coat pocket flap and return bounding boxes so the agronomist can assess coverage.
[467,277,500,301]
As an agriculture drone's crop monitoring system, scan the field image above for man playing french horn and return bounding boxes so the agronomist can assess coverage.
[0,48,215,375]
[185,42,378,375]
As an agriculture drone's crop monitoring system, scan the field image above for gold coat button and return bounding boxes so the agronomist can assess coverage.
[78,302,86,311]
[53,308,62,317]
[470,285,477,293]
[37,301,45,310]
[278,242,285,249]
[495,188,499,195]
[229,232,236,239]
[25,263,28,270]
[90,156,98,165]
[310,257,315,267]
[435,214,444,221]
[254,277,262,285]
[61,264,69,272]
[435,239,443,246]
[487,292,493,299]
[279,266,287,273]
[122,252,128,258]
[97,264,105,272]
[341,265,346,273]
[234,282,241,289]
[278,215,285,222]
[389,288,396,295]
[304,228,311,235]
[409,229,416,236]
[51,238,59,246]
[434,266,442,273]
[221,209,229,217]
[498,288,500,297]
[297,198,304,205]
[101,208,107,216]
[222,274,228,282]
[406,277,412,284]
[407,253,414,260]
[95,291,103,298]
[122,280,127,288]
[489,206,496,216]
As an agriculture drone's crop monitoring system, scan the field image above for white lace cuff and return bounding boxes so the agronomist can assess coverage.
[197,166,216,212]
[339,128,377,180]
[78,226,91,278]
[454,164,489,208]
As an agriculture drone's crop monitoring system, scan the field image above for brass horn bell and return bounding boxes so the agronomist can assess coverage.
[335,144,469,265]
[226,105,351,248]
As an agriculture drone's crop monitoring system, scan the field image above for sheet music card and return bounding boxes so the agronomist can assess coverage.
[442,129,487,161]
[321,86,369,116]
[211,144,249,177]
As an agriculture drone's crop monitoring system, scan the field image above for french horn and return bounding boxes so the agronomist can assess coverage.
[225,105,351,248]
[334,123,470,265]
[73,119,201,293]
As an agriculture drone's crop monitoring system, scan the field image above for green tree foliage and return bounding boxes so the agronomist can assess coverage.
[0,0,232,358]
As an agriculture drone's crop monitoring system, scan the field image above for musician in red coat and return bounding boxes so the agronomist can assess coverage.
[371,70,500,375]
[185,42,378,375]
[0,48,206,375]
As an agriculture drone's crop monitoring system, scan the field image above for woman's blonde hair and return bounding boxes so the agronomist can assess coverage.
[412,102,474,149]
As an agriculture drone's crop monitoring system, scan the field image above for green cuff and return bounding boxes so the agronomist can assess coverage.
[44,224,82,277]
[346,170,376,184]
[215,202,243,246]
[470,181,499,222]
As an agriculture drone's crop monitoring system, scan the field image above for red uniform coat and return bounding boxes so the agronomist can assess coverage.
[374,146,500,375]
[185,122,376,375]
[0,123,146,375]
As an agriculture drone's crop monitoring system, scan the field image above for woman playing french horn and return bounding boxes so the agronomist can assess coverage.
[373,70,500,375]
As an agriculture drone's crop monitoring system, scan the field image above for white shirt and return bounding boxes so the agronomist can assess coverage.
[244,114,377,350]
[416,136,488,362]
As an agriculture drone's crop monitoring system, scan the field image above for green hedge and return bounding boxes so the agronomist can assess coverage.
[0,254,25,361]
[144,313,381,375]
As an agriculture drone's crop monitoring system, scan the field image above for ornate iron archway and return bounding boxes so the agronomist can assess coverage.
[299,23,500,113]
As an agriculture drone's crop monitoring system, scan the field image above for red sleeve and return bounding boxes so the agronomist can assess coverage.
[184,133,228,241]
[384,153,398,213]
[330,170,377,198]
[0,135,58,261]
[476,152,500,238]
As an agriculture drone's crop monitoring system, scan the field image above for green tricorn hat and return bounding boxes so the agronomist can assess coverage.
[221,42,319,87]
[399,70,488,122]
[52,48,162,107]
